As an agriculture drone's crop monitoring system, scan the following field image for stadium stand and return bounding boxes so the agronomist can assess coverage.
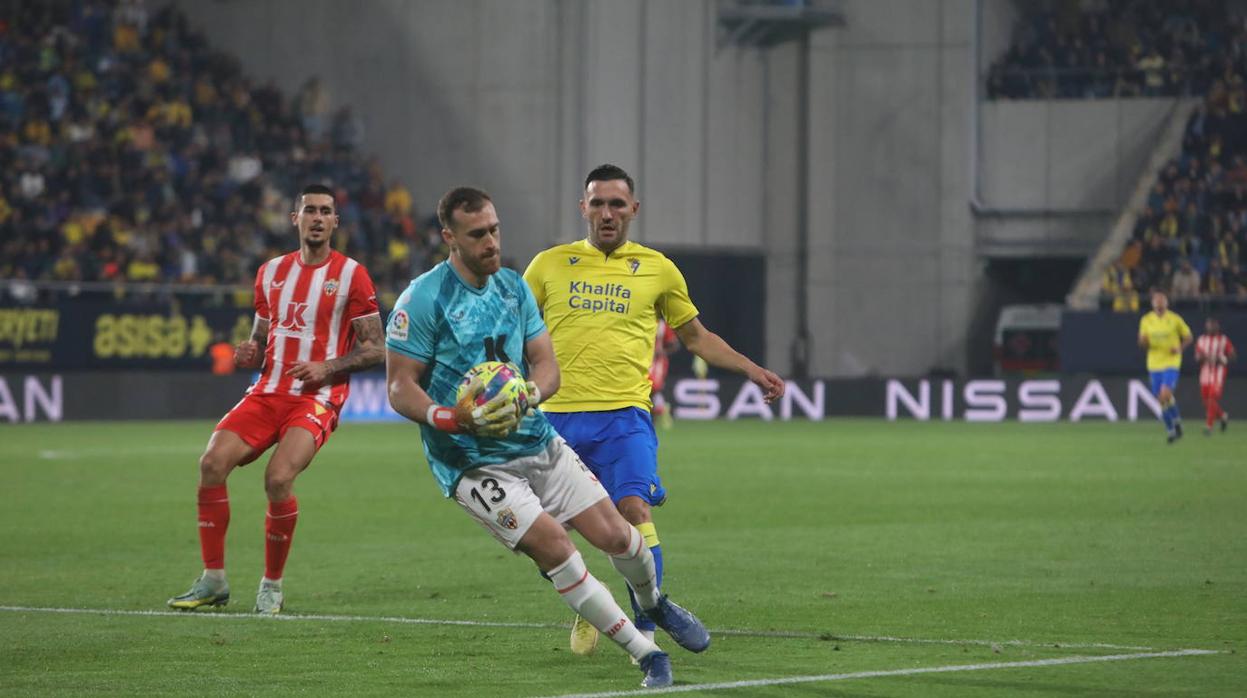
[990,1,1247,308]
[986,0,1230,100]
[0,0,443,301]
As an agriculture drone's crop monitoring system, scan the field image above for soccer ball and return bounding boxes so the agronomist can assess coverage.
[457,361,530,413]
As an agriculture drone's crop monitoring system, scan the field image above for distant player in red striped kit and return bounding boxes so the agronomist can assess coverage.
[169,184,384,614]
[649,319,679,430]
[1195,317,1236,435]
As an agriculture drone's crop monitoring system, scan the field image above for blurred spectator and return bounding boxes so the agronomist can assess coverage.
[209,333,235,375]
[296,77,329,141]
[1171,258,1201,299]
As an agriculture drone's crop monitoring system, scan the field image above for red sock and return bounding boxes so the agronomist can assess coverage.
[197,485,230,569]
[264,497,299,580]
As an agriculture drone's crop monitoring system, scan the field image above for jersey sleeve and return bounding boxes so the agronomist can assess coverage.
[521,253,548,309]
[347,264,380,321]
[253,263,270,319]
[517,275,548,342]
[656,256,699,328]
[1137,315,1147,338]
[385,286,437,362]
[1177,315,1192,340]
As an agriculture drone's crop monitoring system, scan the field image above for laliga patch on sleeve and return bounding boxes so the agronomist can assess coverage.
[388,309,409,341]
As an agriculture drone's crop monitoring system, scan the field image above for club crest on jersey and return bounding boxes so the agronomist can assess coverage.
[568,256,580,265]
[323,279,339,296]
[496,507,518,530]
[388,310,409,341]
[449,308,467,322]
[627,258,640,275]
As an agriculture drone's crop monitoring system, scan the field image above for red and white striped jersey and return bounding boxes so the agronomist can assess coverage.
[247,250,379,409]
[1195,333,1235,387]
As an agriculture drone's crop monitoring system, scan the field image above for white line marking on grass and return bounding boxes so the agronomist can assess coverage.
[0,606,1193,654]
[538,650,1221,698]
[712,628,1159,652]
[35,445,201,460]
[0,605,557,630]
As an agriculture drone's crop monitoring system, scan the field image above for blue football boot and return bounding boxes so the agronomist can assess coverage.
[639,651,672,688]
[644,595,710,653]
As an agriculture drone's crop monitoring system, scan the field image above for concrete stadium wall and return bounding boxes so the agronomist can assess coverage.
[975,99,1175,256]
[785,0,979,377]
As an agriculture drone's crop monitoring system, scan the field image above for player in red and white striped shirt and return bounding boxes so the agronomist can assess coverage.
[169,184,384,614]
[1194,317,1236,435]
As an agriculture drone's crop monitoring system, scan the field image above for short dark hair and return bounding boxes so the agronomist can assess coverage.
[294,184,336,211]
[584,163,634,193]
[437,186,493,230]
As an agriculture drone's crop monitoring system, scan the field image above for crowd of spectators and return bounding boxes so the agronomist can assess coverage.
[984,1,1247,308]
[1103,101,1247,310]
[987,0,1237,100]
[0,0,444,302]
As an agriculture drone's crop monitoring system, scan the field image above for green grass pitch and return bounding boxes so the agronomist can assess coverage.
[2,419,1243,696]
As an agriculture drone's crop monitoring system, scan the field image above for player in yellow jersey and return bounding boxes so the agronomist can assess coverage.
[1138,289,1192,443]
[524,164,785,656]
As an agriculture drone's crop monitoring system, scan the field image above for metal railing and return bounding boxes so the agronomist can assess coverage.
[0,279,253,308]
[986,65,1209,100]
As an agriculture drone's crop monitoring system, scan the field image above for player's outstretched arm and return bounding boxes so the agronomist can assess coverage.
[521,330,560,408]
[674,317,785,403]
[287,314,385,383]
[235,316,269,369]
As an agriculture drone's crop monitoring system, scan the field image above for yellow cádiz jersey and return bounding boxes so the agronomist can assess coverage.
[523,239,699,412]
[1138,310,1191,371]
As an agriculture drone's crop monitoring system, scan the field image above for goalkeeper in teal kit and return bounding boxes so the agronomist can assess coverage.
[384,186,709,688]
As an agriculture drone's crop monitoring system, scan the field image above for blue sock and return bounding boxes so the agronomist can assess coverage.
[1161,407,1174,432]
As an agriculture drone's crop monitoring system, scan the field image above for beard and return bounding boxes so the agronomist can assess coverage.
[468,254,501,277]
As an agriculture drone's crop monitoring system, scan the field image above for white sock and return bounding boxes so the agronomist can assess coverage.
[202,569,226,585]
[260,576,282,589]
[608,526,661,610]
[548,551,660,661]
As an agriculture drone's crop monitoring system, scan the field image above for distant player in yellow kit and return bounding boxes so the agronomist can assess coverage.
[524,164,785,655]
[1137,289,1192,443]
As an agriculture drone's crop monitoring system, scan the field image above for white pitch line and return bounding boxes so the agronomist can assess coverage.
[0,605,1174,653]
[35,445,201,460]
[712,628,1158,652]
[538,650,1222,698]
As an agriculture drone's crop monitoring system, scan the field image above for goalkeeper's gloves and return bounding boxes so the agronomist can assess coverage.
[425,376,522,438]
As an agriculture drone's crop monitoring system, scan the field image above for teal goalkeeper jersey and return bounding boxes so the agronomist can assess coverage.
[386,262,555,497]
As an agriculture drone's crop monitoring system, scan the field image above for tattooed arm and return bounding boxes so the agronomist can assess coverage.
[286,313,385,383]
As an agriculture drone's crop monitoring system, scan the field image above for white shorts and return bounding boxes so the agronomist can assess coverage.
[453,436,610,550]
